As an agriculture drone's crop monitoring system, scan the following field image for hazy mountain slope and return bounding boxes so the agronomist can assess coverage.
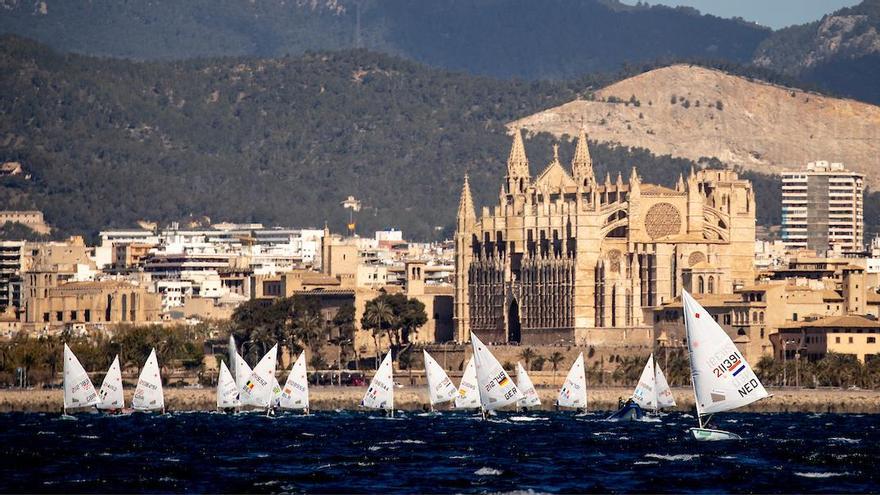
[0,0,769,78]
[0,37,795,239]
[754,0,880,103]
[509,64,880,186]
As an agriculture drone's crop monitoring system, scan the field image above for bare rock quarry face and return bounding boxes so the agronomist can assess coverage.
[509,65,880,186]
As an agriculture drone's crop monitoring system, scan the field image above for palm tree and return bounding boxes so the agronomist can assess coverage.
[519,347,537,370]
[362,299,396,366]
[548,352,565,386]
[293,312,325,353]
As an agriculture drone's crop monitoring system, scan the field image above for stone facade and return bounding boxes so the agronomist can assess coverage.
[454,130,756,345]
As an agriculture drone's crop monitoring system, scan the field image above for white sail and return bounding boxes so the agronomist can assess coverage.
[655,363,676,409]
[239,344,278,409]
[228,335,237,385]
[556,352,587,409]
[454,356,480,409]
[280,351,310,410]
[632,354,658,411]
[234,351,252,390]
[423,350,457,407]
[361,352,394,411]
[516,362,541,409]
[471,332,523,411]
[63,344,100,410]
[97,355,124,410]
[270,374,282,408]
[132,348,164,412]
[683,290,768,416]
[216,360,240,409]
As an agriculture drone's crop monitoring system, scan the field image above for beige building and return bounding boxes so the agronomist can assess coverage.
[772,315,880,363]
[454,130,756,345]
[22,280,162,332]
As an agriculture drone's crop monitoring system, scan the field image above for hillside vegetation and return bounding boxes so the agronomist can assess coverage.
[0,0,769,78]
[0,36,802,240]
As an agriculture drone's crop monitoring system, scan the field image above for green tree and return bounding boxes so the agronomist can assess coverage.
[519,347,537,370]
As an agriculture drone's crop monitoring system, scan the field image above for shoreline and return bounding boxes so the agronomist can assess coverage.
[5,386,880,414]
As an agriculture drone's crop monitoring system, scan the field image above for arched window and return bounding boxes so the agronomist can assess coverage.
[708,276,715,294]
[759,311,764,323]
[698,276,705,294]
[737,328,747,336]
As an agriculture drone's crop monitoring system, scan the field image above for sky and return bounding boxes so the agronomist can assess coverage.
[619,0,862,29]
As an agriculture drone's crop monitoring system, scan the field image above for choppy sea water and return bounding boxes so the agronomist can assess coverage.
[0,411,876,493]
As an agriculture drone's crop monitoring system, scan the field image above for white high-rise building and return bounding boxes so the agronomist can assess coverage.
[782,161,864,253]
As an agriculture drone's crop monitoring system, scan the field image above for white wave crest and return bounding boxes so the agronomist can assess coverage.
[644,454,699,461]
[475,467,503,476]
[795,472,849,479]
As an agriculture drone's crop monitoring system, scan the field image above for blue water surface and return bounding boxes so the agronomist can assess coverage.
[0,411,876,493]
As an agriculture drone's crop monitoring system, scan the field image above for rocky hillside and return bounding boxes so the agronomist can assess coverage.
[509,64,880,186]
[754,0,880,104]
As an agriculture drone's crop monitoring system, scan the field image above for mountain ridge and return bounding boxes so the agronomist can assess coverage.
[509,63,880,187]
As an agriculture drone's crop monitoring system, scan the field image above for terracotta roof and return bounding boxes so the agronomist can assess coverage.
[781,315,880,330]
[821,290,844,301]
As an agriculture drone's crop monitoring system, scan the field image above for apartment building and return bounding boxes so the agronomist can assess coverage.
[782,161,864,253]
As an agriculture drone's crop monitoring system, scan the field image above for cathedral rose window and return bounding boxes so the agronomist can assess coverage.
[644,202,682,239]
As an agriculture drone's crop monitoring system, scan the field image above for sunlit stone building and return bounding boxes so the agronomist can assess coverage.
[453,130,756,344]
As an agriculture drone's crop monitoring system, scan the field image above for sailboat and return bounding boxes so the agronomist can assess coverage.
[239,344,278,415]
[423,350,457,412]
[132,348,165,414]
[96,355,125,413]
[556,352,587,412]
[471,332,523,418]
[216,360,240,411]
[62,344,100,419]
[631,353,676,415]
[279,350,310,414]
[516,362,541,411]
[454,356,480,410]
[361,352,394,416]
[682,290,769,441]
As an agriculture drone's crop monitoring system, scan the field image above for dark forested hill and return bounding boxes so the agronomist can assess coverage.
[0,0,770,79]
[753,0,880,104]
[0,36,799,240]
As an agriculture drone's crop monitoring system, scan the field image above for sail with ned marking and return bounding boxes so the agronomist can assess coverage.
[683,290,767,416]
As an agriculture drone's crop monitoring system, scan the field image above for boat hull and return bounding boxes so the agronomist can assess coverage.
[690,428,742,441]
[606,403,644,422]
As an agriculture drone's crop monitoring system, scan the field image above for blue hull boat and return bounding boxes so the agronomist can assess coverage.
[606,402,644,421]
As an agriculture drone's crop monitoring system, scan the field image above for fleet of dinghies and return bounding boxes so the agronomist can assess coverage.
[57,293,769,440]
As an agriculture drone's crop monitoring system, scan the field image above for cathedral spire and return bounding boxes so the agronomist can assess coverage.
[571,128,594,186]
[507,128,530,178]
[676,173,685,192]
[457,174,476,227]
